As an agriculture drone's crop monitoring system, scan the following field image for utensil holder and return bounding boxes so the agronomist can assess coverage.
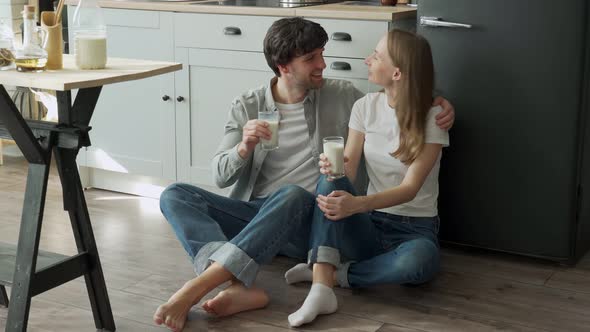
[40,11,63,70]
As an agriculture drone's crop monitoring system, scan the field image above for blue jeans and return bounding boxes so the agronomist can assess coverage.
[309,175,440,288]
[160,183,315,287]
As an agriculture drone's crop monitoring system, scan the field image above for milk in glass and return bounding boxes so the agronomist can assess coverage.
[75,36,107,69]
[258,111,279,150]
[323,136,345,179]
[72,0,107,69]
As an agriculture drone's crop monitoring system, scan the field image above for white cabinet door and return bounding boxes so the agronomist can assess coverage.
[175,48,272,187]
[68,9,176,180]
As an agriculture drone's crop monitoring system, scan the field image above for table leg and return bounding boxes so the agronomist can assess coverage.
[6,162,52,332]
[53,148,115,331]
[0,85,115,331]
[52,88,114,331]
[0,285,8,307]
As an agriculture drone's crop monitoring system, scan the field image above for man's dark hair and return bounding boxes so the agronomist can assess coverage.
[263,17,329,77]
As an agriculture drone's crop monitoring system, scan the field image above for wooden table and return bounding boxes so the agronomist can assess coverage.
[0,55,181,332]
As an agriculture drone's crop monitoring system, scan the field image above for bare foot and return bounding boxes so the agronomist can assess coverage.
[202,283,269,317]
[153,281,202,332]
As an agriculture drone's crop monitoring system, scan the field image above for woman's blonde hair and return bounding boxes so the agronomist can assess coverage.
[387,29,434,164]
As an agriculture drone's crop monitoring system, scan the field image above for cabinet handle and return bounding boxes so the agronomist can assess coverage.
[177,96,185,102]
[331,32,352,41]
[223,27,242,35]
[162,95,170,101]
[330,62,351,71]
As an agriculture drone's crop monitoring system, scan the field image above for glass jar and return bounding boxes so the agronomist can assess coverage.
[72,0,107,69]
[0,20,15,70]
[14,5,48,72]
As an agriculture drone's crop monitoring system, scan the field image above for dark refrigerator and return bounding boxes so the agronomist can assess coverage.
[417,0,590,263]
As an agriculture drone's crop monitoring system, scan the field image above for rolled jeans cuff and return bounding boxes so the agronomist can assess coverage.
[308,246,341,268]
[209,242,260,288]
[336,261,352,288]
[193,241,225,276]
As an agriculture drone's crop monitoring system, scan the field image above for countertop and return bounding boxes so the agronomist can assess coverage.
[65,0,417,21]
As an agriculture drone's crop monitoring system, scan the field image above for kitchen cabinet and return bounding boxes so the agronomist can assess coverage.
[67,8,391,194]
[67,8,176,180]
[174,13,386,188]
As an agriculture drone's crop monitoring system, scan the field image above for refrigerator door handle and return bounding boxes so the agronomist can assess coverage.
[420,16,473,29]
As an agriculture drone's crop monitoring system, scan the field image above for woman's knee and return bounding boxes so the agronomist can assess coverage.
[274,184,314,203]
[393,238,440,282]
[315,174,354,196]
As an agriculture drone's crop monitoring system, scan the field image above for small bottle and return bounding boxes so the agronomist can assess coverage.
[0,20,16,70]
[72,0,107,69]
[14,5,48,72]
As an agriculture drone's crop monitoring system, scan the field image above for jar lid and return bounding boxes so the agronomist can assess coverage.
[22,5,35,19]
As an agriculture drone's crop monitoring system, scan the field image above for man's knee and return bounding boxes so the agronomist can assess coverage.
[160,183,181,211]
[160,183,207,213]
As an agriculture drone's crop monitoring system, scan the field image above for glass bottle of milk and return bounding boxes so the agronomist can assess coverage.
[72,0,107,69]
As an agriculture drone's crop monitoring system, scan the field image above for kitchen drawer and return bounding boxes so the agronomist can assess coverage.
[188,48,270,71]
[175,13,280,52]
[103,8,160,29]
[312,18,388,59]
[68,7,161,29]
[324,57,368,80]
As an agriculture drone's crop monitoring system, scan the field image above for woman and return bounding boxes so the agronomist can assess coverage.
[286,29,449,327]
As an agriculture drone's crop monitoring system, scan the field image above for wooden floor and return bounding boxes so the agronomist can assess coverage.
[0,155,589,332]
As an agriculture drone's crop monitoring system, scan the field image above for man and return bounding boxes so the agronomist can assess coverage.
[154,17,454,331]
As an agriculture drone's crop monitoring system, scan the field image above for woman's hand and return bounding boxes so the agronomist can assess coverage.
[318,153,349,180]
[316,191,365,221]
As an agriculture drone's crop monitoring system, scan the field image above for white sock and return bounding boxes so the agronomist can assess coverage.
[288,283,338,327]
[286,263,341,286]
[285,263,313,284]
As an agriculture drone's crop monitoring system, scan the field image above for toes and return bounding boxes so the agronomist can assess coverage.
[153,307,164,325]
[202,300,215,314]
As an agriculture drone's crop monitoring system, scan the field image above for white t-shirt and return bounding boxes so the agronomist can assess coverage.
[252,102,318,198]
[348,92,450,217]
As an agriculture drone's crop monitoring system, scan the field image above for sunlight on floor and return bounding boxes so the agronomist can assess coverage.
[89,149,128,173]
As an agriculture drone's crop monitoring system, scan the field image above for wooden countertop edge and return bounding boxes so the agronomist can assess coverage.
[61,62,182,91]
[66,0,416,21]
[94,1,298,16]
[295,5,416,21]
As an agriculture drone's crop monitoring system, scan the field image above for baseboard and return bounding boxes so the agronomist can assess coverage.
[80,167,174,199]
[79,167,228,199]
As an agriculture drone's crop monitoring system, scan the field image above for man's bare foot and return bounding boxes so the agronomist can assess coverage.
[153,281,203,332]
[202,283,269,317]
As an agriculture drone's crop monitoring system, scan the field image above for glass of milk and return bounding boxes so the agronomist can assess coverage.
[323,136,345,180]
[258,111,279,151]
